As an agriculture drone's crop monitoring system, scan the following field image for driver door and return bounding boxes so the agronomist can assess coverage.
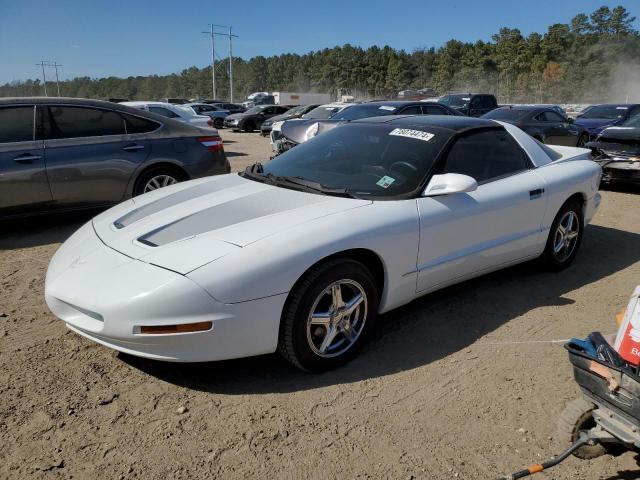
[416,128,547,293]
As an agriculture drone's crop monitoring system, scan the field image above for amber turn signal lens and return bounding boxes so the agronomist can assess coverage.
[140,321,212,334]
[616,307,626,326]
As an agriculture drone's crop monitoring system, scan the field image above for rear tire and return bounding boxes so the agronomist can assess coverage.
[133,167,184,196]
[557,398,607,459]
[278,259,379,372]
[539,199,584,271]
[214,118,224,129]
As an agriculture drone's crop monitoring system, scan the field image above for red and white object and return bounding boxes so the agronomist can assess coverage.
[614,286,640,365]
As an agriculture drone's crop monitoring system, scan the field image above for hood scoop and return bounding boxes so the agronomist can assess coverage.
[136,187,324,247]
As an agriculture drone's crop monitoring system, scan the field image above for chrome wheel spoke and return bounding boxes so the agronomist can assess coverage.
[331,284,344,310]
[318,325,338,353]
[343,293,364,316]
[310,311,331,326]
[340,323,358,343]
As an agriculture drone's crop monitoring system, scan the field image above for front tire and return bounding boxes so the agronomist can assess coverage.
[278,259,379,372]
[243,121,255,132]
[539,199,584,271]
[214,117,224,129]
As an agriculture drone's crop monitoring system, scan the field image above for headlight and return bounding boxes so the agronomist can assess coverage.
[272,121,284,132]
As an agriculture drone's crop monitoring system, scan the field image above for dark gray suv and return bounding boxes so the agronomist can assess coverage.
[0,98,230,218]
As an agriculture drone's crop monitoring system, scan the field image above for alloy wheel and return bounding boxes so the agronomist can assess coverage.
[306,279,368,358]
[143,174,178,193]
[553,210,580,262]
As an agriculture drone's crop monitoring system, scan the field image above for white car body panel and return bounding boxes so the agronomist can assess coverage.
[45,122,602,362]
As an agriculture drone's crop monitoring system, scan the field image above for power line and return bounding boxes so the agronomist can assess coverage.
[36,61,63,96]
[202,24,238,102]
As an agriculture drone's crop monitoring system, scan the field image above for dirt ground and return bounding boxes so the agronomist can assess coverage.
[1,130,640,480]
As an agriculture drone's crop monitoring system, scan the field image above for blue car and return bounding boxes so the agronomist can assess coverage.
[574,104,640,140]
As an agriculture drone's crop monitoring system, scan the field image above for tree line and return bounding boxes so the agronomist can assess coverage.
[1,5,638,104]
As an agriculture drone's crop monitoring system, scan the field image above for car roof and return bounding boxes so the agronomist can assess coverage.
[494,105,546,112]
[357,100,424,107]
[589,103,640,108]
[0,97,127,108]
[121,101,177,107]
[353,114,497,132]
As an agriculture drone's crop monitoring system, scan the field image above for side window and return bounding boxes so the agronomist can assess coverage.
[481,96,496,108]
[149,106,179,118]
[399,106,421,115]
[262,107,275,115]
[440,129,530,183]
[470,97,482,109]
[45,106,125,139]
[422,105,447,115]
[0,106,34,143]
[537,111,564,122]
[122,113,160,134]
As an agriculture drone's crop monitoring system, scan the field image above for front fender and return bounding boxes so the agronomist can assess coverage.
[187,200,420,312]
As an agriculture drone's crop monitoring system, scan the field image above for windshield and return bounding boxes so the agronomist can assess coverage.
[176,105,196,116]
[258,123,450,198]
[302,105,341,119]
[245,105,266,115]
[579,105,628,120]
[482,108,529,121]
[622,114,640,128]
[439,95,470,108]
[332,104,398,121]
[284,105,306,117]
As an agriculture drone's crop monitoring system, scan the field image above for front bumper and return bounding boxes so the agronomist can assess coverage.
[45,222,285,362]
[596,160,640,184]
[223,119,240,129]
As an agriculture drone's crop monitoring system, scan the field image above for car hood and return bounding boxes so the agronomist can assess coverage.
[264,113,295,125]
[587,126,640,157]
[92,174,371,274]
[225,112,253,120]
[280,119,344,144]
[574,117,621,131]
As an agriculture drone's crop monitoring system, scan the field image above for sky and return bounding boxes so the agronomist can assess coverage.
[1,0,639,84]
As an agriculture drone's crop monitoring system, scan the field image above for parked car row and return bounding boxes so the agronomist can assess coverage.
[0,97,229,218]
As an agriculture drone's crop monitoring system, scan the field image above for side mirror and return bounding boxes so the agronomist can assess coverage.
[566,117,574,124]
[423,173,478,197]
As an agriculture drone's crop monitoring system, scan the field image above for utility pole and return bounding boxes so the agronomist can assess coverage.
[36,61,48,96]
[202,25,216,100]
[209,24,238,103]
[36,61,64,97]
[52,62,62,96]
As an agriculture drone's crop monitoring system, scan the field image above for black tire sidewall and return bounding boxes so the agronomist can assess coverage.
[541,199,584,270]
[243,121,255,132]
[214,118,224,129]
[283,260,379,372]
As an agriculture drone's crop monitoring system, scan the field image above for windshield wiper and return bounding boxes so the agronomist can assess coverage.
[271,175,360,199]
[240,164,359,199]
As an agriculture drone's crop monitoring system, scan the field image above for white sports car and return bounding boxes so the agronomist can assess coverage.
[45,116,602,372]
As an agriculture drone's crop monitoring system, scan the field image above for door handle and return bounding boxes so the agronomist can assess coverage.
[13,154,42,163]
[123,144,145,152]
[529,188,545,199]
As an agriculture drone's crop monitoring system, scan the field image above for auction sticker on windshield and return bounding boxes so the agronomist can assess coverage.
[379,106,396,111]
[376,175,396,188]
[389,128,434,142]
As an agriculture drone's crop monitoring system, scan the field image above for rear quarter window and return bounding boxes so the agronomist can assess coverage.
[123,113,160,134]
